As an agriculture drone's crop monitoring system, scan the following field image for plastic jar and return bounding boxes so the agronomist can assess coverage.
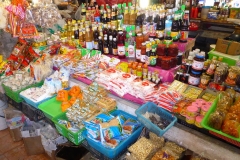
[195,116,203,128]
[200,105,210,116]
[192,53,205,71]
[186,105,198,117]
[168,44,178,57]
[188,70,201,86]
[186,116,196,124]
[160,56,172,70]
[157,44,166,56]
[201,6,210,19]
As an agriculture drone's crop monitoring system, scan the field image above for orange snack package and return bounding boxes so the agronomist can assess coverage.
[69,96,77,105]
[56,90,68,102]
[61,101,71,112]
[69,86,81,97]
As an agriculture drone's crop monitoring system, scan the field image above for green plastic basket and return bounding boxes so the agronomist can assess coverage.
[2,81,44,103]
[201,96,240,147]
[38,96,64,119]
[52,112,85,145]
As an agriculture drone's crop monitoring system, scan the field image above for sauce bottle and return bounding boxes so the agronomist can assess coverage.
[164,31,173,47]
[117,31,125,59]
[74,24,79,40]
[171,15,180,42]
[107,9,111,25]
[102,10,107,24]
[112,38,118,56]
[156,17,165,40]
[137,65,143,78]
[143,63,148,79]
[127,32,135,62]
[129,6,136,25]
[136,33,143,62]
[179,18,189,43]
[128,62,132,73]
[132,63,137,75]
[85,27,93,49]
[108,36,113,54]
[107,25,112,39]
[79,30,85,47]
[81,3,86,21]
[112,26,118,38]
[123,7,129,25]
[98,36,103,53]
[93,27,99,50]
[150,40,157,66]
[135,14,142,34]
[140,42,146,63]
[146,41,152,65]
[103,36,109,54]
[143,31,149,42]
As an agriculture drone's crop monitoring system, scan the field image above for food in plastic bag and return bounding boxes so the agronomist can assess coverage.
[90,113,114,124]
[61,101,71,112]
[56,90,68,102]
[69,86,81,97]
[222,120,240,138]
[69,96,77,105]
[208,111,224,130]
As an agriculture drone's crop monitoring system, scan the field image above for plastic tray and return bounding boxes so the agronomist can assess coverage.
[38,97,63,119]
[2,81,44,103]
[21,102,45,122]
[20,93,56,109]
[83,110,143,159]
[6,95,22,111]
[52,112,86,145]
[201,97,240,147]
[135,102,177,136]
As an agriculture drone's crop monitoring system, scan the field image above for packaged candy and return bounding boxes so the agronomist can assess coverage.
[56,90,68,102]
[68,86,81,97]
[84,121,100,141]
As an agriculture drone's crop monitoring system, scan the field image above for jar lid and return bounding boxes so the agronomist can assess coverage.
[191,70,201,75]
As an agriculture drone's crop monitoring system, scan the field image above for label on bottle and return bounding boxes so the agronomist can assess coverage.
[136,49,141,60]
[113,48,118,55]
[104,47,109,54]
[137,70,143,78]
[86,42,93,50]
[150,56,157,66]
[171,31,179,41]
[94,41,99,49]
[180,31,188,41]
[157,30,164,39]
[128,45,135,58]
[163,40,173,48]
[118,46,125,56]
[141,55,146,63]
[188,75,200,86]
[192,60,204,71]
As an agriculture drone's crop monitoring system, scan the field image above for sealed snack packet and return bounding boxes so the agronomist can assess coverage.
[90,113,114,124]
[122,119,141,134]
[84,121,101,141]
[100,118,128,148]
[117,114,127,126]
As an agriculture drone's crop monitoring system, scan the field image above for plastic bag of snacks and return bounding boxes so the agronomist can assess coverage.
[0,0,10,29]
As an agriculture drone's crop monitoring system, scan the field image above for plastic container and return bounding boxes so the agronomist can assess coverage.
[201,6,210,19]
[83,110,143,159]
[20,93,56,109]
[38,97,63,119]
[6,95,22,111]
[2,81,44,103]
[52,112,85,145]
[0,100,8,130]
[135,102,177,136]
[21,102,45,122]
[201,97,240,147]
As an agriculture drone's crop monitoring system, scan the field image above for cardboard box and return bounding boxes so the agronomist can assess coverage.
[215,38,240,55]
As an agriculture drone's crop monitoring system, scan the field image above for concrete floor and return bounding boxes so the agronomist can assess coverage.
[0,129,49,160]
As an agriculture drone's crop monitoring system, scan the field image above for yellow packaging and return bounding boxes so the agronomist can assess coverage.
[116,62,128,73]
[0,55,2,63]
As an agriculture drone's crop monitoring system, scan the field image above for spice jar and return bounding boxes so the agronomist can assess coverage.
[206,60,217,76]
[225,66,240,86]
[192,53,205,71]
[157,44,166,56]
[198,74,211,89]
[188,70,201,86]
[168,44,178,57]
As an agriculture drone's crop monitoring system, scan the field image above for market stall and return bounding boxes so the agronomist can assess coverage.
[0,0,240,159]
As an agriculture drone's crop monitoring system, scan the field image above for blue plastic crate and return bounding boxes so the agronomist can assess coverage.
[135,102,177,136]
[20,93,55,109]
[83,110,143,159]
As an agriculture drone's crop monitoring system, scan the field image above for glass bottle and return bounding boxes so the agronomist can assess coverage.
[129,6,136,25]
[136,33,143,62]
[117,31,125,59]
[112,26,118,38]
[85,27,93,49]
[112,38,118,56]
[141,42,146,63]
[127,32,135,61]
[98,36,103,53]
[109,36,113,54]
[123,7,129,25]
[103,36,109,54]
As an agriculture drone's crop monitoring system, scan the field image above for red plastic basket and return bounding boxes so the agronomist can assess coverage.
[209,131,240,147]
